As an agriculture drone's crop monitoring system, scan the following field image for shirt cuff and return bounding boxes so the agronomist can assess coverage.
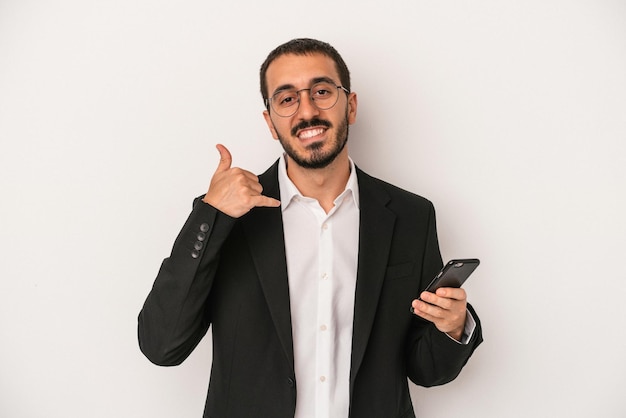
[446,309,476,345]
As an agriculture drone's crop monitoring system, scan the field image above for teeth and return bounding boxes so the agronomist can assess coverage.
[299,128,325,139]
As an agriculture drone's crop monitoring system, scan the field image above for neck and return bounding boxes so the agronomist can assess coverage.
[285,151,351,213]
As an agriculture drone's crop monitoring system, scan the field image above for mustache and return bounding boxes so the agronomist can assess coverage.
[291,118,332,136]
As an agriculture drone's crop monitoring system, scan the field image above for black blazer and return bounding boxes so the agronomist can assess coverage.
[138,161,482,418]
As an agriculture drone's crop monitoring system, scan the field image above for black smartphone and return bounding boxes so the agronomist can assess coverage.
[418,259,480,300]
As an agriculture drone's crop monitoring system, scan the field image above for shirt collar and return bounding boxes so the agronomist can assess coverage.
[277,154,360,212]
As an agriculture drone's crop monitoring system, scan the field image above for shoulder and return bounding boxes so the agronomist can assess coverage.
[258,159,280,182]
[355,166,434,211]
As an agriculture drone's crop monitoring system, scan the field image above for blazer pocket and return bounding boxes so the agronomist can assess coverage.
[384,262,415,281]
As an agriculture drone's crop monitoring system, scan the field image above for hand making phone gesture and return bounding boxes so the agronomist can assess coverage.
[202,144,281,218]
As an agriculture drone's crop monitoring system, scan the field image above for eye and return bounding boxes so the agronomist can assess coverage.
[275,91,298,107]
[312,83,335,100]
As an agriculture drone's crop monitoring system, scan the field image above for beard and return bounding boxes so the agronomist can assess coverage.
[276,110,349,170]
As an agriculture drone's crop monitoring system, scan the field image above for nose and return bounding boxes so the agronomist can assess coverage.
[295,90,320,119]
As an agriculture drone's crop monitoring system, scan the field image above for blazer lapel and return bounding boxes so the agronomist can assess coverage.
[240,161,295,373]
[350,168,396,387]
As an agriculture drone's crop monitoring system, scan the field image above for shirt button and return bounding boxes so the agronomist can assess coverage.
[319,376,326,382]
[322,223,328,230]
[320,325,327,331]
[200,223,210,233]
[321,273,328,280]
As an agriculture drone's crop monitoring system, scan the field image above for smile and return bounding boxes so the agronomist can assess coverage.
[298,127,326,140]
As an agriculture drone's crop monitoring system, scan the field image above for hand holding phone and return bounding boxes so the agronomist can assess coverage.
[418,259,480,301]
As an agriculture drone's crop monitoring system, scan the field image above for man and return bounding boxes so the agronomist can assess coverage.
[138,38,482,418]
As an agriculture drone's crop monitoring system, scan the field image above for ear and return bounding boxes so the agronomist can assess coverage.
[263,110,280,140]
[347,92,358,125]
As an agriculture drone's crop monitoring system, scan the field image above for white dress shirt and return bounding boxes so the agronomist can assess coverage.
[279,155,359,418]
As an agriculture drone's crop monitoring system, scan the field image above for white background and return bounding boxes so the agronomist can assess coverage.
[1,1,625,417]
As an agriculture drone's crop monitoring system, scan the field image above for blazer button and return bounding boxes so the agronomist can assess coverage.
[200,223,210,233]
[191,249,200,259]
[196,232,206,241]
[194,241,203,251]
[287,377,295,387]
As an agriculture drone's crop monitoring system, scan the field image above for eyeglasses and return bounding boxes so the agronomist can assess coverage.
[265,81,349,117]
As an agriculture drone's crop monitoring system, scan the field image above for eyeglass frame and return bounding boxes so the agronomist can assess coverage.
[264,79,350,117]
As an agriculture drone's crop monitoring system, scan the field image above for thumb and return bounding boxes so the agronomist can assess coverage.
[214,144,232,173]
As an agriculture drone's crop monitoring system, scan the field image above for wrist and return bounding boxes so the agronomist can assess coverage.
[447,328,463,342]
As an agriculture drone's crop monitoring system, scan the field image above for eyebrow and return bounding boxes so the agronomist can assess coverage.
[271,76,338,96]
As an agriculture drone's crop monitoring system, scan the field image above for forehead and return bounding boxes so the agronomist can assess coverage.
[265,53,340,93]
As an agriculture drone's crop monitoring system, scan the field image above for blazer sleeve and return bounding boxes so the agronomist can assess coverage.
[137,198,236,366]
[405,203,483,387]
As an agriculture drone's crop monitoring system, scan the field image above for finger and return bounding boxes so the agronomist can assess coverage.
[227,170,263,195]
[251,195,281,208]
[413,309,437,323]
[241,169,261,182]
[412,299,455,325]
[435,287,467,301]
[411,298,466,336]
[419,291,439,306]
[422,290,464,311]
[411,299,442,320]
[412,298,440,314]
[245,180,263,195]
[214,144,232,173]
[226,166,261,183]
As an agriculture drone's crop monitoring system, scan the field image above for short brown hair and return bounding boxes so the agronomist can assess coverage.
[260,38,351,108]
